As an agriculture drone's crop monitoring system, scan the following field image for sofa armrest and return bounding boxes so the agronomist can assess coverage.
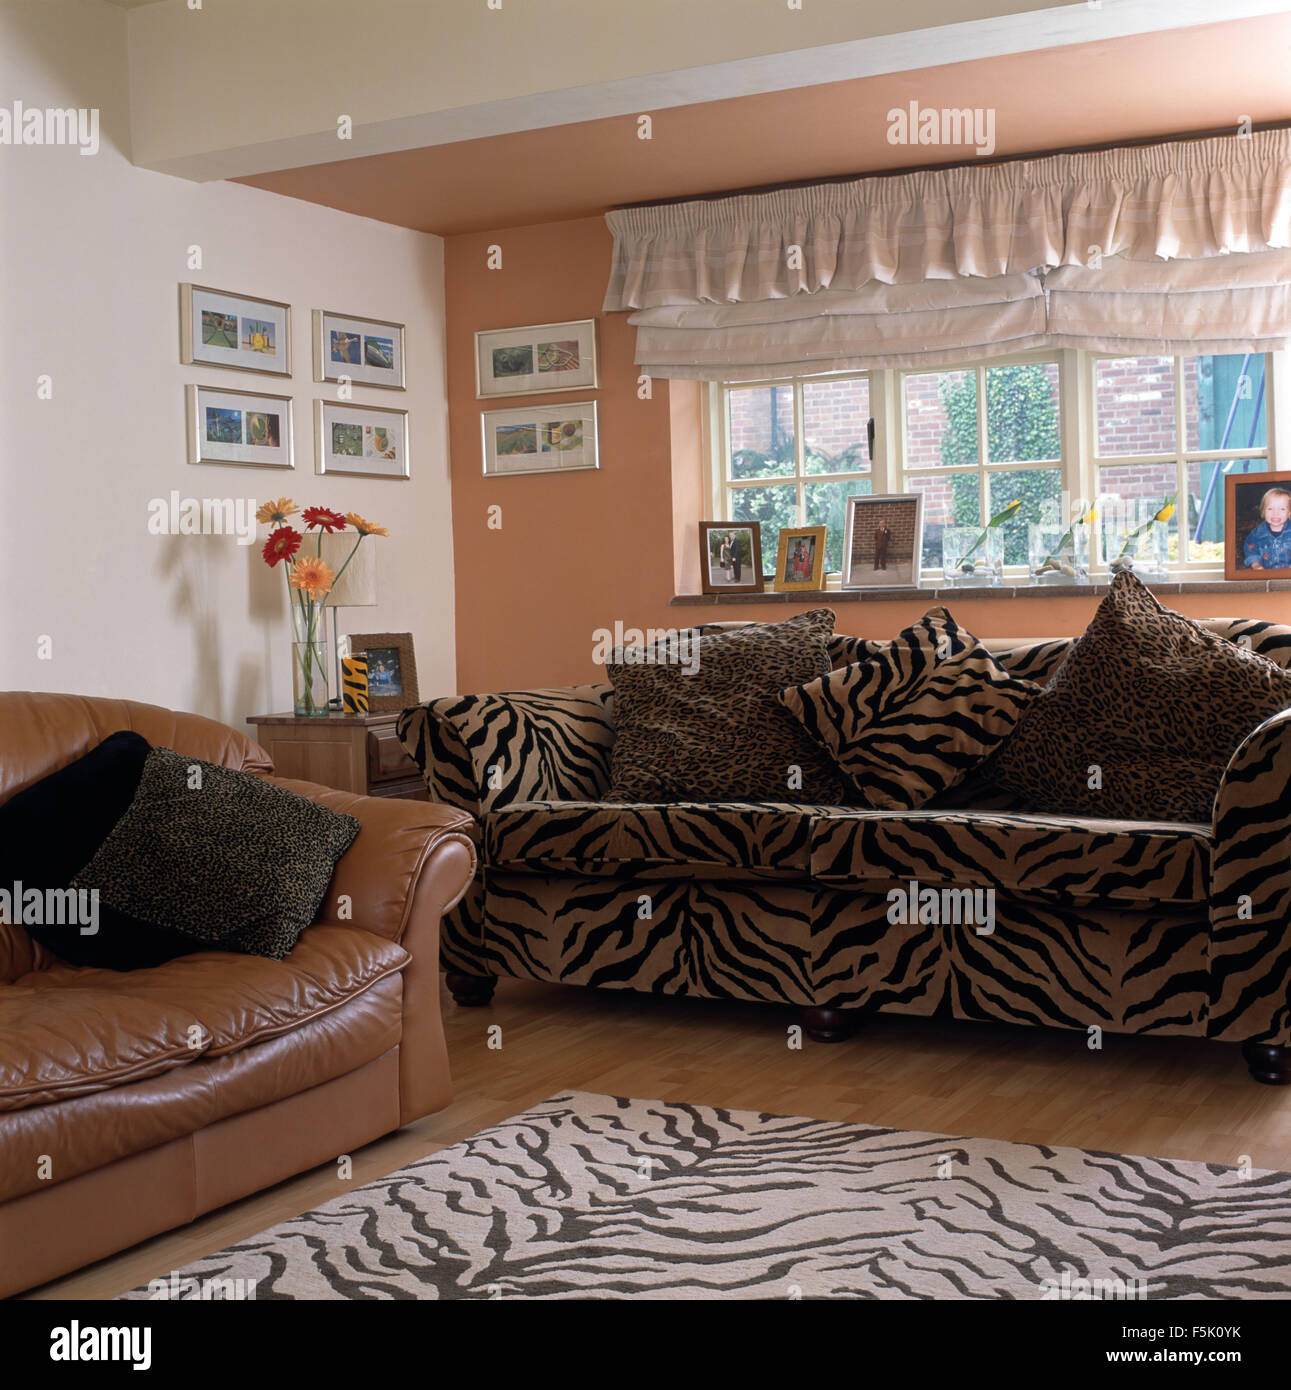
[266,778,476,943]
[267,778,477,1124]
[396,685,615,815]
[1208,707,1291,1041]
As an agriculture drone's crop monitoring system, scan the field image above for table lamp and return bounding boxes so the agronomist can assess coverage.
[319,531,378,708]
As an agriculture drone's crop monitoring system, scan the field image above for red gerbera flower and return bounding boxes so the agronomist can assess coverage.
[302,506,347,533]
[262,525,302,567]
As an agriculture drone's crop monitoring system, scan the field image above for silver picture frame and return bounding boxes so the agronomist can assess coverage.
[841,491,925,589]
[186,383,294,469]
[314,399,411,480]
[475,318,599,399]
[481,400,599,477]
[179,283,292,378]
[312,309,406,391]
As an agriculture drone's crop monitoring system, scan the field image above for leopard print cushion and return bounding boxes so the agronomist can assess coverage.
[779,607,1039,810]
[605,609,845,804]
[71,748,359,960]
[991,573,1291,821]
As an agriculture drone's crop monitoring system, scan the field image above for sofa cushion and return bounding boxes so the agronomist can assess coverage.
[780,608,1038,810]
[810,807,1211,906]
[487,800,853,877]
[3,925,408,1112]
[991,574,1291,820]
[0,730,202,970]
[70,748,360,960]
[605,609,845,804]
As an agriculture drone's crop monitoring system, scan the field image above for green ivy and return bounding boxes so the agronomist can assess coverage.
[939,366,1062,566]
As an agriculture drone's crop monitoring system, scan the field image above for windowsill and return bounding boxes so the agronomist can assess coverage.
[671,578,1291,605]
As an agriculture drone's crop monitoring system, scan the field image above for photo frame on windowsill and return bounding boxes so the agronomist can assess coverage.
[346,632,418,711]
[842,493,924,589]
[772,525,828,592]
[699,521,764,595]
[1224,469,1291,581]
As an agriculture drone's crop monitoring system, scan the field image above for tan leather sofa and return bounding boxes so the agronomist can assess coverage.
[0,692,476,1298]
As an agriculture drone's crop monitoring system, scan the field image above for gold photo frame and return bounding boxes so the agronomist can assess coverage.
[772,526,827,591]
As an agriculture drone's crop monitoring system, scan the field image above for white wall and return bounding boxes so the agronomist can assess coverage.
[0,0,455,733]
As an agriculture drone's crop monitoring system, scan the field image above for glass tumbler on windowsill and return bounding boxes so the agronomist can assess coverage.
[941,526,1004,586]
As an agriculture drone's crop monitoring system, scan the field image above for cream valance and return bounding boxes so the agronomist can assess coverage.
[603,128,1291,312]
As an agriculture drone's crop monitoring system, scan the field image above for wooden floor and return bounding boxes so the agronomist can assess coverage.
[28,977,1291,1299]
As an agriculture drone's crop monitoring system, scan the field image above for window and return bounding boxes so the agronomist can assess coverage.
[1090,353,1271,570]
[709,349,1278,584]
[721,374,871,576]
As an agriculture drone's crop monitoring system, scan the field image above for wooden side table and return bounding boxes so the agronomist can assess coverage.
[247,711,428,801]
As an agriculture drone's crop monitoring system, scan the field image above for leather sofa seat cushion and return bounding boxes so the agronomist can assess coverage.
[2,926,408,1112]
[487,800,853,878]
[811,808,1211,906]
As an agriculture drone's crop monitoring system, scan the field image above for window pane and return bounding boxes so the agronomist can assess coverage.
[1094,356,1176,456]
[1184,354,1268,452]
[987,468,1062,566]
[805,478,871,575]
[727,385,795,480]
[1187,459,1270,566]
[985,362,1060,463]
[731,485,797,572]
[1097,462,1180,562]
[908,472,981,571]
[904,369,977,469]
[803,377,870,475]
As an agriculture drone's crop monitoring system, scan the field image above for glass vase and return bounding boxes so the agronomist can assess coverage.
[1105,508,1169,582]
[942,526,1004,586]
[292,639,330,717]
[1028,522,1091,584]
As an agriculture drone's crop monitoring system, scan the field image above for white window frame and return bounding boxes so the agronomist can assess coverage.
[705,347,1283,585]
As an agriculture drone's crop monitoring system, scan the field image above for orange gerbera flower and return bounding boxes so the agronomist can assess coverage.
[256,497,298,525]
[262,525,302,568]
[345,512,389,537]
[289,554,334,600]
[302,506,346,533]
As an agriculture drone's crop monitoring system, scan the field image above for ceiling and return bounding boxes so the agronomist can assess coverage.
[236,12,1291,236]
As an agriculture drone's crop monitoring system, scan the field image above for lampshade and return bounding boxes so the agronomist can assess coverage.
[319,532,378,606]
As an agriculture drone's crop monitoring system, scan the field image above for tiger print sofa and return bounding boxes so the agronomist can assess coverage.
[397,616,1291,1084]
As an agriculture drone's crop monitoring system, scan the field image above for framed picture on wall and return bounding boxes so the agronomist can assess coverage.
[481,400,599,476]
[179,283,291,377]
[314,400,410,479]
[185,384,293,468]
[1224,470,1291,580]
[475,319,598,398]
[842,493,923,589]
[699,521,764,595]
[312,309,405,390]
[772,525,827,592]
[346,632,418,711]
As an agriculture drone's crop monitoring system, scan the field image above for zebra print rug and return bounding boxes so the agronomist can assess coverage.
[121,1091,1291,1300]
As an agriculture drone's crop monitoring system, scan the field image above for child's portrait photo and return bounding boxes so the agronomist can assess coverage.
[1226,471,1291,579]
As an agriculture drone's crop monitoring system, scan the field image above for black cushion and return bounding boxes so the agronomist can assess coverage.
[70,748,360,961]
[0,732,200,969]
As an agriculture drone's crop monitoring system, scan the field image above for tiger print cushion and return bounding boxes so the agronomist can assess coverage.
[605,609,846,805]
[778,608,1038,811]
[991,573,1291,821]
[397,685,615,814]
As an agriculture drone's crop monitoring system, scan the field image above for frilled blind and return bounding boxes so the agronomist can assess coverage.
[603,128,1291,378]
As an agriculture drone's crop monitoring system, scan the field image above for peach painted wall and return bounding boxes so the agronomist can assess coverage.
[446,218,1291,695]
